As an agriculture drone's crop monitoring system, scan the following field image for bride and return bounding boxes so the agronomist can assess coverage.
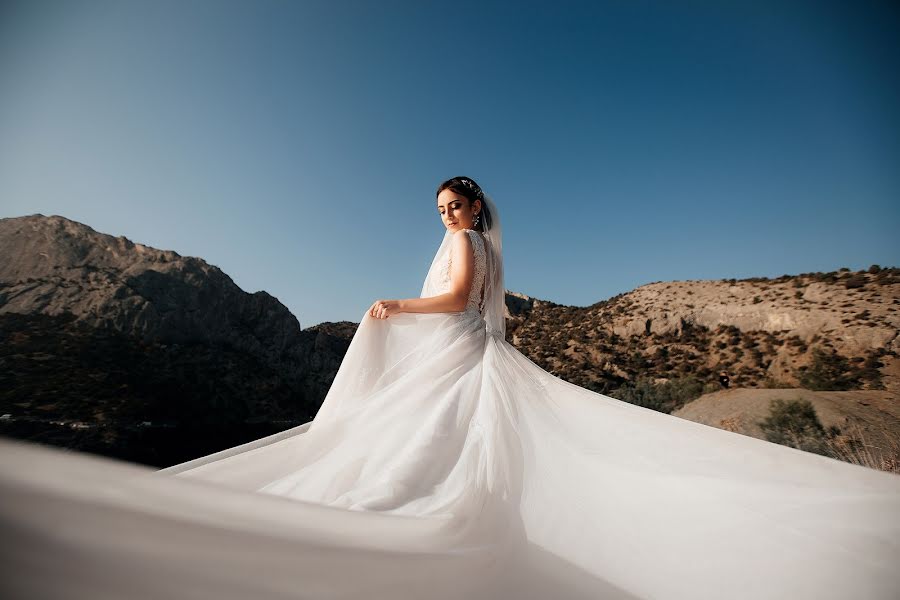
[1,176,899,600]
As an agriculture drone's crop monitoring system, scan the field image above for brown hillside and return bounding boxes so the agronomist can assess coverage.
[505,267,900,395]
[672,387,900,469]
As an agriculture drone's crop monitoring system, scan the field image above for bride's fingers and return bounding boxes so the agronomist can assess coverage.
[370,300,393,319]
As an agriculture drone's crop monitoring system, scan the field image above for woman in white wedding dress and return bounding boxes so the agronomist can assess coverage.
[1,176,900,600]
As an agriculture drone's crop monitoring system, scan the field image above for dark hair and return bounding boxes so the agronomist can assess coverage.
[436,176,492,232]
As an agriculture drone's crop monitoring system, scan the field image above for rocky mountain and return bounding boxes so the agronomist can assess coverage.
[0,214,354,466]
[1,213,897,471]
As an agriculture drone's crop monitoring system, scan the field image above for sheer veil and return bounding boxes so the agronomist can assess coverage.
[480,192,506,339]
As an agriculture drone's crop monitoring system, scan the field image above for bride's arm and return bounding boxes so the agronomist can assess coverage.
[400,230,474,314]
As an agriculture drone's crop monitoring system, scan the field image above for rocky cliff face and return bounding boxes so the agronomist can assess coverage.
[609,277,898,355]
[0,214,355,466]
[504,271,899,394]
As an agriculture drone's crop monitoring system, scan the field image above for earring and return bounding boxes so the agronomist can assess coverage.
[473,212,480,228]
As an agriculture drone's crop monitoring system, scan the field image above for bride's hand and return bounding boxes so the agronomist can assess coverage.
[368,299,402,319]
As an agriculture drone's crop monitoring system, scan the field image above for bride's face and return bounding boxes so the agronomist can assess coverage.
[437,189,481,232]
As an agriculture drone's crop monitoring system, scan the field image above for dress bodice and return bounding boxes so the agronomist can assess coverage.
[435,228,487,313]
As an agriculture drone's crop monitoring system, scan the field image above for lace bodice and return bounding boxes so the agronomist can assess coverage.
[436,228,487,313]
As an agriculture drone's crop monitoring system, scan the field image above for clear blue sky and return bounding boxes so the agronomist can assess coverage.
[1,0,897,328]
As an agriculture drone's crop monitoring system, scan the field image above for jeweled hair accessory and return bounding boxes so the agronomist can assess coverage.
[460,178,484,200]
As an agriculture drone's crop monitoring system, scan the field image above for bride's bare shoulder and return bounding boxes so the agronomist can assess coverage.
[456,228,484,241]
[450,228,476,256]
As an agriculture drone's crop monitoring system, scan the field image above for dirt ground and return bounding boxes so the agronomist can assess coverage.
[672,387,900,468]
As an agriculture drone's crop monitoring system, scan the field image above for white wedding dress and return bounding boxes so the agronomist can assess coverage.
[1,193,900,599]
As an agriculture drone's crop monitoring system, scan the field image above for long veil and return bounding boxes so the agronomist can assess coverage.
[1,190,900,599]
[478,191,506,339]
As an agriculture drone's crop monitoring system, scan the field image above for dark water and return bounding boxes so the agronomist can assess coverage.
[0,419,308,469]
